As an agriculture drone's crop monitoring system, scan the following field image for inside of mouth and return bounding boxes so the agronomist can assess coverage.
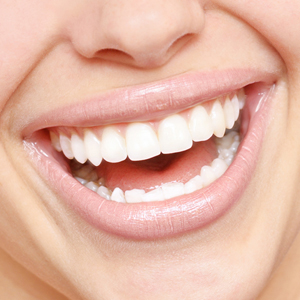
[46,88,247,204]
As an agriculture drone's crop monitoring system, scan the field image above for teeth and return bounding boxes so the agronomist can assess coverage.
[97,186,112,200]
[125,189,146,203]
[84,130,102,166]
[201,166,217,187]
[210,100,226,138]
[101,127,127,163]
[161,182,185,199]
[71,133,87,164]
[184,175,203,194]
[72,130,240,203]
[51,89,245,202]
[158,115,193,154]
[126,123,160,161]
[188,105,214,142]
[60,134,74,159]
[111,187,125,203]
[223,96,235,130]
[231,95,240,121]
[49,132,62,152]
[142,188,165,202]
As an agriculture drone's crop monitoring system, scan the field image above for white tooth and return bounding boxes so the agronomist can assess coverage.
[188,105,214,142]
[231,95,240,121]
[84,181,99,192]
[125,189,146,203]
[97,186,112,200]
[158,115,192,154]
[201,166,217,187]
[225,155,234,166]
[101,127,127,163]
[71,133,87,164]
[211,158,228,178]
[230,141,240,154]
[161,182,185,200]
[111,187,125,203]
[216,131,238,149]
[210,100,226,138]
[50,131,62,152]
[238,89,246,109]
[142,188,165,202]
[60,134,74,159]
[126,123,160,161]
[218,149,232,160]
[184,175,203,194]
[84,130,102,166]
[223,97,235,129]
[75,177,88,185]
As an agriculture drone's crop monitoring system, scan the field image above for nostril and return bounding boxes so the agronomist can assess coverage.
[94,48,134,64]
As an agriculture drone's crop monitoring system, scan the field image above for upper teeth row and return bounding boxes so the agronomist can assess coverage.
[50,90,245,166]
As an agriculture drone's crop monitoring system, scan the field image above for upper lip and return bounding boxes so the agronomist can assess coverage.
[23,68,276,136]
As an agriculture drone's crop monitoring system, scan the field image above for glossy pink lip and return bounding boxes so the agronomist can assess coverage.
[24,70,275,240]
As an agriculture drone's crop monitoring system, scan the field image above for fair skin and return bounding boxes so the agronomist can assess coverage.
[1,0,300,299]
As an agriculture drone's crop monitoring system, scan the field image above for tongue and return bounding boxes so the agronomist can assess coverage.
[97,139,218,191]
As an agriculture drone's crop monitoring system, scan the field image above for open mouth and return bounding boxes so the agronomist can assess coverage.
[23,71,275,240]
[49,90,244,203]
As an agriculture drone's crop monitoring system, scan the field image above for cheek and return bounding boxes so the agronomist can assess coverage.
[214,0,300,69]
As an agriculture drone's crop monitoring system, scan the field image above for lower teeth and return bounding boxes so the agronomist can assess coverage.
[72,130,240,203]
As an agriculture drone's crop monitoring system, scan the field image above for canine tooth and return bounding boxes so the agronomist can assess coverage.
[60,134,74,159]
[97,186,112,200]
[161,182,185,199]
[211,158,228,178]
[111,187,125,203]
[158,115,192,154]
[142,188,165,202]
[71,133,87,164]
[84,181,99,192]
[50,131,62,152]
[184,175,203,194]
[210,100,226,138]
[101,127,127,163]
[223,97,235,129]
[126,123,160,161]
[201,166,217,187]
[125,189,146,203]
[188,105,214,142]
[84,130,102,166]
[231,95,240,121]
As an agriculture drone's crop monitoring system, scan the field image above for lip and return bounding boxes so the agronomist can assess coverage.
[23,69,276,134]
[24,69,276,240]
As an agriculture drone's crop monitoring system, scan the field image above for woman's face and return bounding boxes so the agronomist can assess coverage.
[1,0,300,299]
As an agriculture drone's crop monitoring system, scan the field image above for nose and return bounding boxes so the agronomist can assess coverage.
[69,0,205,68]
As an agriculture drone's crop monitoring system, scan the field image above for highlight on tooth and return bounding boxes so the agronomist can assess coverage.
[48,89,245,203]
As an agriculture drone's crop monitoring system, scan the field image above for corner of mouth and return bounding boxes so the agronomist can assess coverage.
[23,71,277,240]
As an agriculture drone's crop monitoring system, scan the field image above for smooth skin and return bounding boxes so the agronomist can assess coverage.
[0,0,300,299]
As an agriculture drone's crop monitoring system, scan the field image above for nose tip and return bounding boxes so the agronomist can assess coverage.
[70,0,205,68]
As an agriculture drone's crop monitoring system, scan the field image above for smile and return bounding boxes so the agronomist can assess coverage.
[23,70,276,239]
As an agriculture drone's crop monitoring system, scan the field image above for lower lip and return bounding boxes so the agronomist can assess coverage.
[26,84,274,240]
